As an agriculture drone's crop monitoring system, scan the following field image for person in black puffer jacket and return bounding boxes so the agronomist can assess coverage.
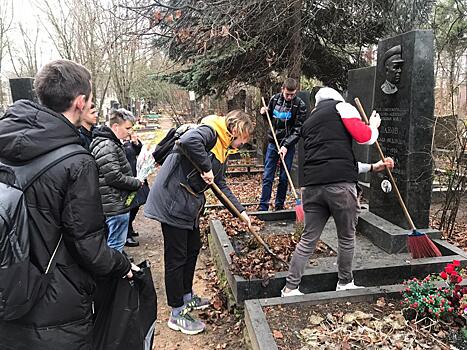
[90,109,142,252]
[0,59,132,350]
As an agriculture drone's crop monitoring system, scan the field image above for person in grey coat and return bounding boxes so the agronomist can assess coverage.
[145,111,253,335]
[90,109,142,252]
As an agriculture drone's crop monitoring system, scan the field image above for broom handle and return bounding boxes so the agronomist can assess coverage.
[174,140,275,250]
[354,98,416,230]
[261,97,299,200]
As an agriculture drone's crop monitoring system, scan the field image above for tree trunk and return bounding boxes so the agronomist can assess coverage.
[287,0,302,87]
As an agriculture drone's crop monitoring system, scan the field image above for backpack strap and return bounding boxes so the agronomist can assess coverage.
[6,144,89,274]
[11,144,89,191]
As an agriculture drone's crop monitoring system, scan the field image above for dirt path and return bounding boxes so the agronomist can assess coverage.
[124,210,247,350]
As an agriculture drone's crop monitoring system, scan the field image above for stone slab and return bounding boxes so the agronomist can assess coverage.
[209,212,467,304]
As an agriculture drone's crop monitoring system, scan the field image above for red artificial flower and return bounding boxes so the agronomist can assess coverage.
[440,271,448,280]
[457,276,463,283]
[446,265,455,274]
[453,260,461,267]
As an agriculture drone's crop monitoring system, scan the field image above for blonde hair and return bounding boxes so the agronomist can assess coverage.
[225,110,254,138]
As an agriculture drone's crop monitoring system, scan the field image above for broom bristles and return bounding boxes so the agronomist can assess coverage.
[407,232,442,259]
[295,199,304,223]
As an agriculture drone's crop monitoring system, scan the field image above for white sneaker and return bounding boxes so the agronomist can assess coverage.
[281,287,304,297]
[336,280,364,291]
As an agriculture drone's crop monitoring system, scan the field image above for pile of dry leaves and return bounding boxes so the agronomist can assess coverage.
[200,208,334,280]
[431,215,467,250]
[268,297,458,350]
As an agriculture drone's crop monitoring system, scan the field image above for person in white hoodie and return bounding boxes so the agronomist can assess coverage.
[281,87,391,296]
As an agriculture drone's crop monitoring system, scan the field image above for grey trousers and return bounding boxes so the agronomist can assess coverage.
[286,182,359,289]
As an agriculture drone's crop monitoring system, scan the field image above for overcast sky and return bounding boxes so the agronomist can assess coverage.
[3,0,60,74]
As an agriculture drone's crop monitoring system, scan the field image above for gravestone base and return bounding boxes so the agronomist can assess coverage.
[357,210,445,254]
[209,211,466,304]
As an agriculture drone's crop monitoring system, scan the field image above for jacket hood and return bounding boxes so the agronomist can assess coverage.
[0,99,81,163]
[92,125,120,143]
[315,87,345,106]
[90,126,122,150]
[201,115,237,163]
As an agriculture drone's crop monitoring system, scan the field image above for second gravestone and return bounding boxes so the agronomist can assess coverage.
[369,30,435,230]
[346,66,376,183]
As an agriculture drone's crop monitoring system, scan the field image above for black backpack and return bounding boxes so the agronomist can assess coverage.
[0,144,88,320]
[152,124,198,165]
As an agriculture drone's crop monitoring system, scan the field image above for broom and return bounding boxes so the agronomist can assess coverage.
[261,97,305,223]
[175,140,289,267]
[354,98,441,259]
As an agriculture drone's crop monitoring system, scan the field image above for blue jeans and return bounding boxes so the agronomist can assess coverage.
[106,212,130,252]
[259,143,295,211]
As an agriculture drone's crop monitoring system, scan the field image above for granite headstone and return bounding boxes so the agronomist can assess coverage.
[369,30,435,229]
[346,66,376,183]
[9,78,37,103]
[294,91,311,187]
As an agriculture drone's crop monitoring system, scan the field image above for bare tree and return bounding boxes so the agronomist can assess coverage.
[38,0,114,115]
[7,23,41,77]
[0,0,14,106]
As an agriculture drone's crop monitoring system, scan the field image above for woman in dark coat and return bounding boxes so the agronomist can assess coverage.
[145,110,253,335]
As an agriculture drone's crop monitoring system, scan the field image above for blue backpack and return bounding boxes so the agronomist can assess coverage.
[0,144,87,320]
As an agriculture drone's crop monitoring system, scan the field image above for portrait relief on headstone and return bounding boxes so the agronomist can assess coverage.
[381,45,404,95]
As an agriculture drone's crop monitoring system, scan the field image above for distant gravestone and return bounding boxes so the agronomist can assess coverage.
[295,91,311,187]
[110,100,119,110]
[227,90,246,111]
[369,30,435,230]
[346,67,376,183]
[9,78,37,103]
[298,88,319,187]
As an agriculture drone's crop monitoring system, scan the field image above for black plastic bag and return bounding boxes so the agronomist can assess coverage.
[92,260,157,350]
[129,181,150,209]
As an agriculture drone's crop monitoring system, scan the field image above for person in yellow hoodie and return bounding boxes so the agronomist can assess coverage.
[145,110,253,335]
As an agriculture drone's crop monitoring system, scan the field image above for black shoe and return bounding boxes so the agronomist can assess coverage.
[132,231,139,237]
[125,237,140,247]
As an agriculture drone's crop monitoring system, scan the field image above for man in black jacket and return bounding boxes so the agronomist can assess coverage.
[91,109,142,252]
[0,59,132,349]
[258,78,307,211]
[79,102,98,150]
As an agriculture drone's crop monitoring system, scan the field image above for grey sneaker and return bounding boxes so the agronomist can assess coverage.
[184,294,210,310]
[167,308,206,335]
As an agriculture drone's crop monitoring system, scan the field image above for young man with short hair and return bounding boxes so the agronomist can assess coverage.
[91,108,142,252]
[79,102,98,151]
[258,77,307,211]
[0,59,132,349]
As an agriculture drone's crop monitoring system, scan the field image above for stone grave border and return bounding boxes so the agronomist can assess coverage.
[244,282,467,350]
[209,210,467,304]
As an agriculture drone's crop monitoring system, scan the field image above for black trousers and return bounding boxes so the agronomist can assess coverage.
[127,206,139,238]
[161,223,202,308]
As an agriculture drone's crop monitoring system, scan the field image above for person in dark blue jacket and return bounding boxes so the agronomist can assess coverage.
[145,111,253,335]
